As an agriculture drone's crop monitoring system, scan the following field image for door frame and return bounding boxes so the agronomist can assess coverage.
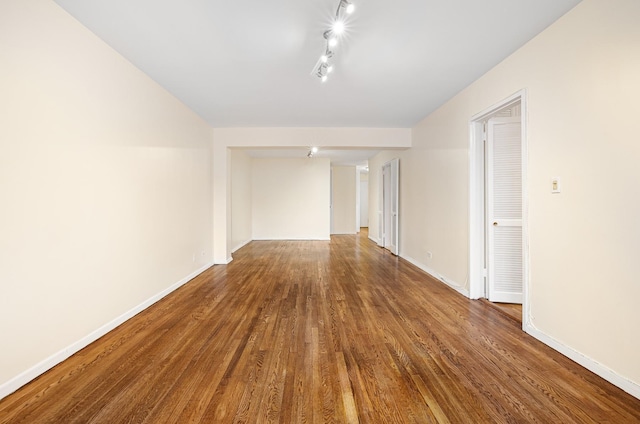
[381,158,399,255]
[469,89,529,327]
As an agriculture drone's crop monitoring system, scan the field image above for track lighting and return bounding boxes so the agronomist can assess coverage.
[308,147,319,157]
[312,1,356,82]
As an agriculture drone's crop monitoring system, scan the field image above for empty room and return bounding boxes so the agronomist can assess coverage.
[1,0,639,422]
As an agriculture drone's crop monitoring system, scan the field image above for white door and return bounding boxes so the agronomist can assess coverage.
[360,180,369,227]
[487,118,522,303]
[382,159,399,255]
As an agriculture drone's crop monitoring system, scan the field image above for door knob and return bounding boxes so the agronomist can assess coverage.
[493,222,498,226]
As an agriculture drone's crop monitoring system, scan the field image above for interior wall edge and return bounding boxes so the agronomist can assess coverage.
[231,239,253,253]
[525,323,640,400]
[368,235,381,245]
[0,262,214,402]
[401,254,470,298]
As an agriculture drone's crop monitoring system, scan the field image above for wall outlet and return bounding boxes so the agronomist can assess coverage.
[426,251,433,259]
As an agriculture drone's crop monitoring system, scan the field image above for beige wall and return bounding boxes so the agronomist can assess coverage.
[213,128,411,262]
[252,158,330,240]
[393,0,640,393]
[230,149,252,252]
[331,166,358,234]
[0,0,213,396]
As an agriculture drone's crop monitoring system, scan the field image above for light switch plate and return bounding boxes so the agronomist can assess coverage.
[552,177,561,194]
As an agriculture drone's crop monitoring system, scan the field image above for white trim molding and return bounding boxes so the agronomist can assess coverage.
[468,89,529,315]
[0,262,214,401]
[401,254,470,298]
[231,238,252,254]
[525,322,640,400]
[368,235,381,245]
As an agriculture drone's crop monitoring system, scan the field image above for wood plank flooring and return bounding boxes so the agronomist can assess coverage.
[1,231,639,423]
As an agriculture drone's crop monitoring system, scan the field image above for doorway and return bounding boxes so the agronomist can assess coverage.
[360,171,369,228]
[381,158,399,255]
[469,91,528,325]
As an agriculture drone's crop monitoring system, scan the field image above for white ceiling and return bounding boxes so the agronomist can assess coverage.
[52,0,581,129]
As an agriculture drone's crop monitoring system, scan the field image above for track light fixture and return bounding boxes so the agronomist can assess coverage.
[307,147,319,158]
[313,0,356,83]
[339,0,355,15]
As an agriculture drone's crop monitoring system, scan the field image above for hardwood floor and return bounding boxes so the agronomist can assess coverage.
[1,231,639,423]
[481,300,522,325]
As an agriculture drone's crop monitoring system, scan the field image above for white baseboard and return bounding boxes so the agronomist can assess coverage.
[231,238,252,253]
[524,322,640,400]
[401,254,470,298]
[0,262,214,401]
[368,235,381,245]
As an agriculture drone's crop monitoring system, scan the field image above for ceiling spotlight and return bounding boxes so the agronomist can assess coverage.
[327,65,334,73]
[323,29,339,48]
[320,51,333,63]
[332,20,345,35]
[339,0,355,14]
[311,147,319,154]
[317,63,330,81]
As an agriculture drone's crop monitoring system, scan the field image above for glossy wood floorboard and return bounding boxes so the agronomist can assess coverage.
[1,232,639,423]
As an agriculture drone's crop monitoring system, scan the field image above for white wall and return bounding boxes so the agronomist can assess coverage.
[331,166,358,234]
[230,149,252,252]
[0,0,213,398]
[252,158,330,240]
[396,0,640,396]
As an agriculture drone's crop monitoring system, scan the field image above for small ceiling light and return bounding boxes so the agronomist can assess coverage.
[327,65,334,73]
[320,51,333,63]
[340,0,355,14]
[311,147,319,154]
[321,75,328,83]
[328,37,338,48]
[332,20,345,35]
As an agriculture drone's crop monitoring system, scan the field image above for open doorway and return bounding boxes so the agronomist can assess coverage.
[469,90,528,326]
[359,170,369,229]
[380,158,399,255]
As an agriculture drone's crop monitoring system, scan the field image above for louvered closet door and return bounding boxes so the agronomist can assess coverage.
[487,118,523,303]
